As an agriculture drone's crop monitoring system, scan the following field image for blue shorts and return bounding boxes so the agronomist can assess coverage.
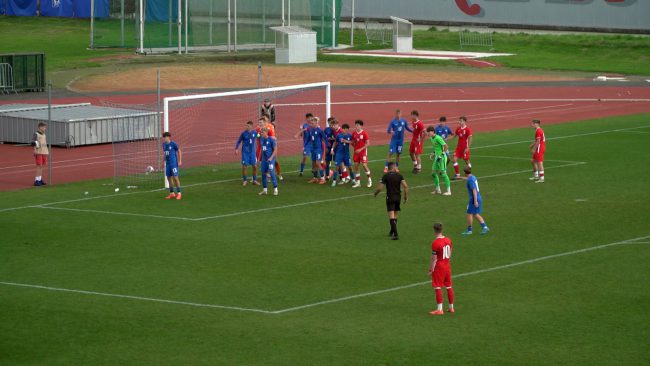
[303,144,312,156]
[261,159,275,174]
[335,155,351,167]
[389,140,404,154]
[242,152,257,166]
[165,164,179,177]
[311,150,323,162]
[467,201,482,214]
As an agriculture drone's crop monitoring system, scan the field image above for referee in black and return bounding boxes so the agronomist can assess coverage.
[374,162,409,240]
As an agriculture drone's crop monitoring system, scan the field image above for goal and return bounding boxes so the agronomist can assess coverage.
[161,81,331,187]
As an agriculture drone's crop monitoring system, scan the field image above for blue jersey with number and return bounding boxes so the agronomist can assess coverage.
[466,175,482,203]
[387,118,411,142]
[260,136,276,161]
[335,132,352,157]
[236,130,258,154]
[324,126,337,149]
[308,127,327,152]
[163,141,179,167]
[435,125,453,140]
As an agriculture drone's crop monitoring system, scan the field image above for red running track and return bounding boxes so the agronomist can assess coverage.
[1,85,649,191]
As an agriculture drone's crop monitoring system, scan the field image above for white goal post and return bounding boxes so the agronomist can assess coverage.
[163,81,331,132]
[161,81,332,187]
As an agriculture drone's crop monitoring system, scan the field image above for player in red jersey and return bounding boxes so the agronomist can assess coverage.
[428,222,455,315]
[352,120,372,188]
[408,110,426,174]
[451,116,472,179]
[529,119,546,183]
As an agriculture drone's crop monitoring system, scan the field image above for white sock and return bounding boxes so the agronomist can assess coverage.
[449,304,454,309]
[437,303,443,311]
[467,163,472,168]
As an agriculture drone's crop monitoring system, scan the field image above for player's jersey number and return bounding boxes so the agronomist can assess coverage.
[442,245,451,260]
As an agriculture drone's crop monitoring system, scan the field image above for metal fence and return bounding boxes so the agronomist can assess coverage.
[459,28,493,49]
[0,53,46,92]
[0,63,17,94]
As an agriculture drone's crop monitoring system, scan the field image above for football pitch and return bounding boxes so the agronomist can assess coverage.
[1,114,649,365]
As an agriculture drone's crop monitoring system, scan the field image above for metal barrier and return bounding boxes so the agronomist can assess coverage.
[0,63,17,94]
[0,53,46,92]
[365,20,393,45]
[459,28,494,49]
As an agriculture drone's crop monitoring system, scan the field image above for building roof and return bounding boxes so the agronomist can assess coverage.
[0,103,157,122]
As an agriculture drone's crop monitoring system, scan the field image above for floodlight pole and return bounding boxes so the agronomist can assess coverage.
[168,0,172,46]
[332,0,336,49]
[288,0,291,26]
[227,0,231,52]
[90,0,94,48]
[281,0,285,27]
[184,0,188,54]
[351,0,355,47]
[209,0,213,45]
[234,0,238,51]
[177,0,182,54]
[139,0,144,53]
[120,0,125,47]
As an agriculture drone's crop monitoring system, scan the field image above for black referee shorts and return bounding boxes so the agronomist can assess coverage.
[386,197,401,212]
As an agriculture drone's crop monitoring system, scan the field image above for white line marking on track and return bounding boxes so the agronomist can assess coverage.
[276,98,650,107]
[2,235,647,314]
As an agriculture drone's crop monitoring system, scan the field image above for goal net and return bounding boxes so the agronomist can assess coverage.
[161,81,331,186]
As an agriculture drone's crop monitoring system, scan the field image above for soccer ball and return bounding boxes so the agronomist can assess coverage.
[145,166,155,174]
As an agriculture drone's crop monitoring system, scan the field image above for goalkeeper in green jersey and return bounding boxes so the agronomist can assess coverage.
[426,126,451,196]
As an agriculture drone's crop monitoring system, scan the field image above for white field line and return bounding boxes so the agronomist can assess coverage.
[38,206,197,221]
[613,130,650,134]
[472,155,581,164]
[276,98,650,107]
[472,125,650,151]
[27,161,586,221]
[2,235,647,315]
[270,235,650,314]
[2,123,641,214]
[0,281,272,314]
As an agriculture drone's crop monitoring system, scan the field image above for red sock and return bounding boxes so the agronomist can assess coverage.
[342,171,348,178]
[435,288,443,305]
[446,287,454,305]
[453,163,460,175]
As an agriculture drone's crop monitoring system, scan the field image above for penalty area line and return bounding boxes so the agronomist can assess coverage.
[23,161,587,221]
[0,281,272,314]
[5,234,644,315]
[270,235,650,314]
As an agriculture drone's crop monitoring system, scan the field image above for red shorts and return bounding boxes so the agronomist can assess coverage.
[409,140,423,154]
[432,265,452,288]
[353,152,368,164]
[35,154,48,166]
[533,147,545,162]
[454,147,470,161]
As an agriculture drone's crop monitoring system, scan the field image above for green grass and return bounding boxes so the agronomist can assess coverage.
[3,16,649,78]
[2,114,650,365]
[339,28,650,75]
